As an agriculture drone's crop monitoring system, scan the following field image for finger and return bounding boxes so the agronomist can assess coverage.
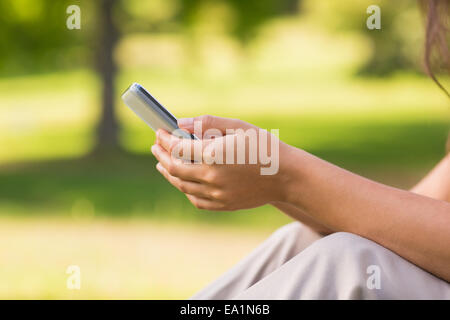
[156,163,215,200]
[178,115,252,134]
[157,129,211,162]
[185,194,225,211]
[151,144,205,182]
[156,129,180,153]
[156,130,238,166]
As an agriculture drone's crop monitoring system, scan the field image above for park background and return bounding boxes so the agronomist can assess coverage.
[0,0,449,298]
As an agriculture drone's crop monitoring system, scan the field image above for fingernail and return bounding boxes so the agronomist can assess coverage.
[151,145,158,155]
[178,118,193,128]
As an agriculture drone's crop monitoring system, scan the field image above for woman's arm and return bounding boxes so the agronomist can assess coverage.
[153,116,450,281]
[282,147,450,281]
[411,155,450,202]
[274,154,450,236]
[271,201,333,235]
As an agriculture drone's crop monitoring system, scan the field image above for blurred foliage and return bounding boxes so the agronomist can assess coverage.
[0,0,94,75]
[117,0,180,32]
[178,0,301,40]
[0,0,433,76]
[303,0,425,75]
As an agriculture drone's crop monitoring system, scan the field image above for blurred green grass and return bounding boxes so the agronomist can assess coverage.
[0,216,272,299]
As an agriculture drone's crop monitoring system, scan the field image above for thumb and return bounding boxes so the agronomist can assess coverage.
[178,115,251,134]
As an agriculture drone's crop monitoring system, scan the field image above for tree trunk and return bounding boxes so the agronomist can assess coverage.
[282,0,301,14]
[94,0,120,152]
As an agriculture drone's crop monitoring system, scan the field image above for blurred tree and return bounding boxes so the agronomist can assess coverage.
[178,0,303,41]
[0,0,433,155]
[93,0,305,151]
[0,0,88,75]
[302,0,424,75]
[0,0,121,152]
[94,0,120,151]
[0,0,120,151]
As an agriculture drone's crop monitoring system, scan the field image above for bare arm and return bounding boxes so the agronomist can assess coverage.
[271,201,333,235]
[273,155,449,235]
[411,155,450,202]
[282,147,450,281]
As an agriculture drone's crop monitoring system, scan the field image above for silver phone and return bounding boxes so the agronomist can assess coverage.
[121,83,197,140]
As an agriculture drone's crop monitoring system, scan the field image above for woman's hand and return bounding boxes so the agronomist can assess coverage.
[151,115,291,211]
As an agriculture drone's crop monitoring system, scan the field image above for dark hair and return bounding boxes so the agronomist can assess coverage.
[420,0,450,97]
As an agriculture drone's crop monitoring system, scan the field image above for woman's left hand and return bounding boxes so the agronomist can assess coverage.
[151,115,290,211]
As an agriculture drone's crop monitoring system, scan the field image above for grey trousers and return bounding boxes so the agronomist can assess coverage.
[191,222,450,299]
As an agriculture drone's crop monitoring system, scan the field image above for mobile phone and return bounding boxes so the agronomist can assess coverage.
[121,83,197,140]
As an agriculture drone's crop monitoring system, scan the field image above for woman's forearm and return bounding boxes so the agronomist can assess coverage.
[273,155,450,239]
[271,201,333,235]
[411,155,450,202]
[280,146,450,281]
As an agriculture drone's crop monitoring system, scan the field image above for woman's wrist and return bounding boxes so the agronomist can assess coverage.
[276,142,311,205]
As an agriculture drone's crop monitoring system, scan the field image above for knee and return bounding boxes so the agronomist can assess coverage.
[305,232,387,299]
[311,232,389,269]
[313,232,383,257]
[270,221,306,239]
